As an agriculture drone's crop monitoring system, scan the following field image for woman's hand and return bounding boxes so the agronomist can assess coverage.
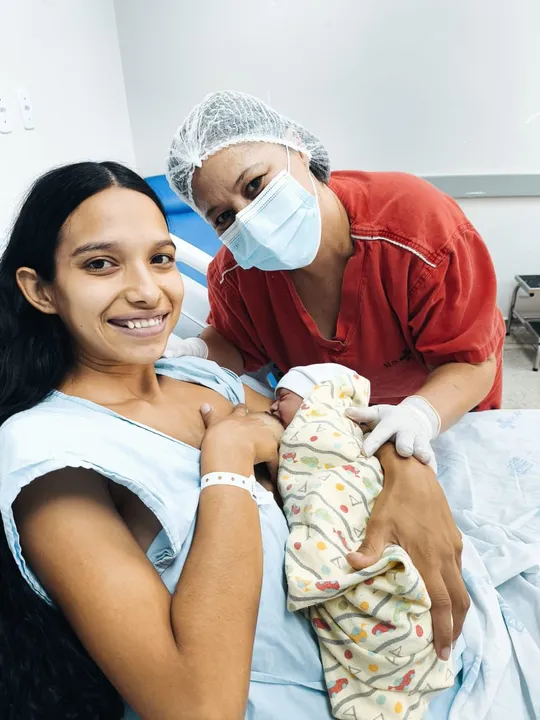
[200,404,283,479]
[347,445,469,661]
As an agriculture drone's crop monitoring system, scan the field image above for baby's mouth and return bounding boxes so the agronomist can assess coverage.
[266,409,285,427]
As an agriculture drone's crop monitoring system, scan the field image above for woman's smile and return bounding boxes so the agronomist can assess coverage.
[107,311,171,337]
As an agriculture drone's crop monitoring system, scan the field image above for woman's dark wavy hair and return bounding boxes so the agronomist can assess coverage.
[0,161,167,719]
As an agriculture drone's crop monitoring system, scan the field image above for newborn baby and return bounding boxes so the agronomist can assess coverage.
[270,364,453,720]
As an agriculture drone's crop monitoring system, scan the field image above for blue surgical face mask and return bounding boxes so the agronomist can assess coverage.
[219,148,322,271]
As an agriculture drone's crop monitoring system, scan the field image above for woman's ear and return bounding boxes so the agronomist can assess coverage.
[15,267,58,315]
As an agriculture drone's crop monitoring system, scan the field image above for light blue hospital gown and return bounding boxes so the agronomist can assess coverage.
[0,358,334,720]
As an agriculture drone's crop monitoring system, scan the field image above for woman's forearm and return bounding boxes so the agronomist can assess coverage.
[171,442,261,719]
[416,356,497,432]
[201,326,245,376]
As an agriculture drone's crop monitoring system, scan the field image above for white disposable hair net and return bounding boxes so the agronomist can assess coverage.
[166,90,331,210]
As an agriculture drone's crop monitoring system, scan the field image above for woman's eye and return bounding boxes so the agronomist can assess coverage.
[246,176,263,198]
[85,258,113,271]
[215,209,235,230]
[151,253,175,266]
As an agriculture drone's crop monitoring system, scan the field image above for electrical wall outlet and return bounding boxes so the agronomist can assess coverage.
[0,94,13,134]
[16,88,34,130]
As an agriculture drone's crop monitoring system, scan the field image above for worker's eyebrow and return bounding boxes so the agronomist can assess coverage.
[205,163,266,222]
[234,163,265,190]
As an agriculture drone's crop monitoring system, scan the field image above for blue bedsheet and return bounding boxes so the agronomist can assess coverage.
[427,410,540,719]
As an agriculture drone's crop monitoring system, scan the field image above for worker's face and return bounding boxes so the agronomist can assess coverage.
[270,388,304,428]
[192,142,316,235]
[17,187,184,368]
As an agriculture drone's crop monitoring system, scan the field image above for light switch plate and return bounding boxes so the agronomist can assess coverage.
[0,94,13,134]
[16,88,34,130]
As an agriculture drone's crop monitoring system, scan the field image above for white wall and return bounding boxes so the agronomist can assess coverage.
[0,0,135,242]
[114,0,540,312]
[459,198,540,315]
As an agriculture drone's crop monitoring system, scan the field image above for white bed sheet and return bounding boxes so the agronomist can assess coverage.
[434,409,540,532]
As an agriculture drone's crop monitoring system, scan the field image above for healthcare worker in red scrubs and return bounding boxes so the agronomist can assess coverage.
[166,90,504,659]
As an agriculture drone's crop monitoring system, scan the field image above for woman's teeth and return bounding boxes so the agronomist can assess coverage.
[124,316,163,329]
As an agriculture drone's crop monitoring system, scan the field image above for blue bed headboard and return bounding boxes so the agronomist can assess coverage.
[145,174,221,287]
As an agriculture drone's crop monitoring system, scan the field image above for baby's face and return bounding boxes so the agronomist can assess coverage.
[270,388,304,427]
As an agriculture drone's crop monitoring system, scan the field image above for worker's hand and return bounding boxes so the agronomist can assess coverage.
[346,396,440,471]
[347,448,469,661]
[162,334,209,360]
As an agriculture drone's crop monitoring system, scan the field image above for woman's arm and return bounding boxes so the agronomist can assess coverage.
[15,435,263,720]
[416,355,496,432]
[201,326,245,376]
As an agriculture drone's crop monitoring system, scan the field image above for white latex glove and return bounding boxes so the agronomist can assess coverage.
[161,334,209,360]
[346,396,441,472]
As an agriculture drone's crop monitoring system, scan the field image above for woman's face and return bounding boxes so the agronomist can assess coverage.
[28,187,183,367]
[191,142,315,235]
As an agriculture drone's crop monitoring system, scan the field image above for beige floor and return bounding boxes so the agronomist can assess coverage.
[502,326,540,409]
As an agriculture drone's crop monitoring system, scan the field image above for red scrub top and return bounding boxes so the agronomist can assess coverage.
[207,171,504,410]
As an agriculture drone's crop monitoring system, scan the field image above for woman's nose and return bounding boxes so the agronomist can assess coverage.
[124,266,161,306]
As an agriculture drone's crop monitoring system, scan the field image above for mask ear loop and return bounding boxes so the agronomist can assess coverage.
[309,167,318,197]
[288,143,318,198]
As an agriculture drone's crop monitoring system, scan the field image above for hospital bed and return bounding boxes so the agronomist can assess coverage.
[170,233,212,339]
[146,174,221,288]
[171,233,275,396]
[146,173,276,395]
[156,174,540,718]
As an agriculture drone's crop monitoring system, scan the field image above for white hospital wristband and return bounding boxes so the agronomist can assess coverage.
[201,472,257,501]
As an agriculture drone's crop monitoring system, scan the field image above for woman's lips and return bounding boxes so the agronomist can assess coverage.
[108,313,169,338]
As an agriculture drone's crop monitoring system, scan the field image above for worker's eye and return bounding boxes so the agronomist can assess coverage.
[245,176,264,199]
[215,209,235,231]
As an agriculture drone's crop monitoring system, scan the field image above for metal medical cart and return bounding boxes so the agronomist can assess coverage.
[506,274,540,371]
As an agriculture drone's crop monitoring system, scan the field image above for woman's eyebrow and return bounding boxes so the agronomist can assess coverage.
[71,238,174,258]
[71,241,117,258]
[155,239,177,250]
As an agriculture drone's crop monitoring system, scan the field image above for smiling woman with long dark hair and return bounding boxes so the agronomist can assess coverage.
[0,160,338,719]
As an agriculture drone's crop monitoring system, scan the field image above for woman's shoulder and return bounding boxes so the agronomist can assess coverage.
[0,394,106,479]
[0,357,244,439]
[0,358,245,446]
[155,356,245,405]
[0,393,78,442]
